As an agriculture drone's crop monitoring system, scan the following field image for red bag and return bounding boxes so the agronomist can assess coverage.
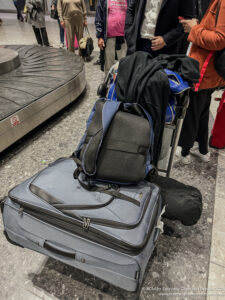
[210,90,225,149]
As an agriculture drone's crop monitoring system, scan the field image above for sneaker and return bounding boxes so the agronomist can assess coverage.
[190,148,210,162]
[175,146,182,157]
[180,154,191,165]
[59,43,64,48]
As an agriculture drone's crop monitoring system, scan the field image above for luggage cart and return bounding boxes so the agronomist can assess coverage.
[157,89,190,177]
[97,64,191,177]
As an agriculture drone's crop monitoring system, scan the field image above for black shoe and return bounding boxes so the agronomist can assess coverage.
[93,58,101,65]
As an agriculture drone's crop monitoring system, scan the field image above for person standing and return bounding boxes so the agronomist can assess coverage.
[57,0,87,54]
[51,0,65,47]
[176,0,212,55]
[125,0,195,57]
[13,0,25,22]
[26,0,50,46]
[95,0,128,75]
[178,0,225,164]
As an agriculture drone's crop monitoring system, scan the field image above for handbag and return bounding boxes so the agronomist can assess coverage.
[214,0,225,80]
[50,7,58,20]
[79,27,94,58]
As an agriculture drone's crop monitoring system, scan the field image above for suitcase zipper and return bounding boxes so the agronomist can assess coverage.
[30,184,152,229]
[9,194,160,255]
[82,189,153,229]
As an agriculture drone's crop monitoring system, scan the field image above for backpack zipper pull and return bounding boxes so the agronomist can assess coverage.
[83,217,90,230]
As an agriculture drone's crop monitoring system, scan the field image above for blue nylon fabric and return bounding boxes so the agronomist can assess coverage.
[102,101,120,135]
[164,69,189,94]
[107,82,117,101]
[75,102,97,156]
[165,97,176,123]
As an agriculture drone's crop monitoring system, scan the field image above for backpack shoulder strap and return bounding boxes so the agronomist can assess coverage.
[82,100,121,176]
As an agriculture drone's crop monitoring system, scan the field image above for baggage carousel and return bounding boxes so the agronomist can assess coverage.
[0,45,86,153]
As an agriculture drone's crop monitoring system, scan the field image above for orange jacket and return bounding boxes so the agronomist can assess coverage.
[188,0,225,90]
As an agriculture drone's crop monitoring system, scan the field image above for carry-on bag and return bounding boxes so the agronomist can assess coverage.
[79,27,94,58]
[74,99,154,184]
[1,158,162,292]
[210,90,225,149]
[147,174,202,226]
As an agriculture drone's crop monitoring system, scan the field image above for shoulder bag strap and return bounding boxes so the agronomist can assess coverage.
[73,168,140,206]
[82,100,121,176]
[84,26,90,36]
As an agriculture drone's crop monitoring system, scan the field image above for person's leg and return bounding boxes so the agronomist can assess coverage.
[14,0,24,21]
[32,26,43,45]
[104,37,116,75]
[57,18,65,45]
[40,27,49,46]
[179,90,202,156]
[196,89,213,154]
[116,41,127,61]
[65,19,75,53]
[74,15,84,56]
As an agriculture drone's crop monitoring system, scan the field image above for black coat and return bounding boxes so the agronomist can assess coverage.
[115,52,170,164]
[115,52,200,164]
[125,0,195,55]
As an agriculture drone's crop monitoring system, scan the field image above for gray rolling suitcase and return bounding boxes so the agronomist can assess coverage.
[1,158,162,292]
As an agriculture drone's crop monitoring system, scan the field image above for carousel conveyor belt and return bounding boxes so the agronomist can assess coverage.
[0,45,86,153]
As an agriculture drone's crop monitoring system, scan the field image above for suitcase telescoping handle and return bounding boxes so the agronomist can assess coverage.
[44,241,76,259]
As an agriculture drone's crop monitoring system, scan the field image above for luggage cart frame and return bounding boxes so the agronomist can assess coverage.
[157,91,190,177]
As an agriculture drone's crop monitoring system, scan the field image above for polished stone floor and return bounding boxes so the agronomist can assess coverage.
[0,13,225,300]
[0,13,98,50]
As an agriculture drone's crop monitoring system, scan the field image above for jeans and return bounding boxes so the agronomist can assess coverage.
[57,18,65,44]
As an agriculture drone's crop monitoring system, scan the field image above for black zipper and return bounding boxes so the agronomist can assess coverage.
[9,194,160,255]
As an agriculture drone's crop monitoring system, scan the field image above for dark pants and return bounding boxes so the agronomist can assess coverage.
[32,26,49,46]
[13,0,23,20]
[57,18,65,44]
[179,89,214,156]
